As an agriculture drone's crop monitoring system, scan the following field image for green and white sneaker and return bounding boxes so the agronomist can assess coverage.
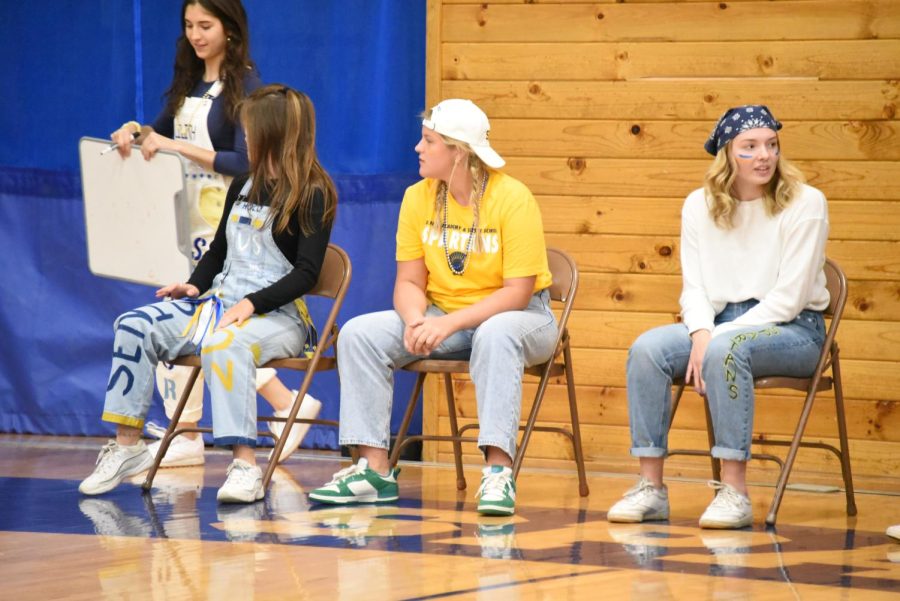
[307,458,400,504]
[477,465,516,516]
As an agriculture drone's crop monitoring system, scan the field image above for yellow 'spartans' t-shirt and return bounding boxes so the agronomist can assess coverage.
[396,171,552,313]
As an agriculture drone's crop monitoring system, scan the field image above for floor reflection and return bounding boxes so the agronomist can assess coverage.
[1,466,899,595]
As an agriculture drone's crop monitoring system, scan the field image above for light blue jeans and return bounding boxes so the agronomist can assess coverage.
[337,290,558,461]
[626,301,825,461]
[103,299,306,447]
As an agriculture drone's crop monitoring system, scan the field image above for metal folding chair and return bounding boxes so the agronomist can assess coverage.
[668,258,856,525]
[141,243,352,493]
[389,248,589,497]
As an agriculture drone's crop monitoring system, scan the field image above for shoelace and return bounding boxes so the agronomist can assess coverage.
[225,461,258,487]
[91,441,128,478]
[477,471,509,499]
[707,480,746,508]
[327,463,365,485]
[624,477,656,499]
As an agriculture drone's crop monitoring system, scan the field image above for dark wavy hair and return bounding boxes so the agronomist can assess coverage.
[241,85,337,236]
[164,0,255,120]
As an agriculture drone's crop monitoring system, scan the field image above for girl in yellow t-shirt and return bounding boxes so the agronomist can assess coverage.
[309,99,557,516]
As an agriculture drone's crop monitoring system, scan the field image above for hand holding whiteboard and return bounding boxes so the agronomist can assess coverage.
[79,136,192,287]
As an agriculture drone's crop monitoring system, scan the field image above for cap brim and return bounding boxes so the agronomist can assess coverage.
[473,145,505,169]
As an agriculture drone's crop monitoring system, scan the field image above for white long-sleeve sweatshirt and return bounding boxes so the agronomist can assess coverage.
[679,183,830,339]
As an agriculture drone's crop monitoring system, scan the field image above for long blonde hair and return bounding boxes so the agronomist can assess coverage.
[703,139,805,229]
[240,85,337,235]
[422,111,490,252]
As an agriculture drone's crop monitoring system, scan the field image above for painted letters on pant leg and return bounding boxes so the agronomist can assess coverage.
[103,301,199,429]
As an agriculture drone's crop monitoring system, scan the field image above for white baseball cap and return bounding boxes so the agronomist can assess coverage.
[422,99,505,168]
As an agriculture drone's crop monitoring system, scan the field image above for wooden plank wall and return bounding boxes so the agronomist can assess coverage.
[422,0,900,490]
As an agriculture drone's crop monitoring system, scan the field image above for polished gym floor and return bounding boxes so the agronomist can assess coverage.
[1,435,898,600]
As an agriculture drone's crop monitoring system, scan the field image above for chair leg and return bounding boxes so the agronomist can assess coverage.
[831,356,857,516]
[389,373,426,468]
[262,375,315,490]
[563,344,589,496]
[766,388,820,526]
[142,365,201,491]
[511,361,551,482]
[443,374,466,491]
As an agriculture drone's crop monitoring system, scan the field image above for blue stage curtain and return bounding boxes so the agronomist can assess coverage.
[0,1,426,447]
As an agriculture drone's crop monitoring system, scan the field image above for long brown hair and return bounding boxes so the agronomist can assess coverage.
[703,139,805,229]
[240,85,337,235]
[164,0,255,120]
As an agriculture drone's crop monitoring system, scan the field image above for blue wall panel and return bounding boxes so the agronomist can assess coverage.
[0,1,427,447]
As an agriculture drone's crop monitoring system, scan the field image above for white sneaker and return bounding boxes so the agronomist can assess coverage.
[699,481,753,529]
[147,432,205,468]
[79,440,153,496]
[607,478,669,523]
[217,459,265,504]
[268,392,322,464]
[887,524,900,541]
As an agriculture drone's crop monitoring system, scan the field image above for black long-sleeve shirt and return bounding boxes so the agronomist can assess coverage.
[187,174,332,314]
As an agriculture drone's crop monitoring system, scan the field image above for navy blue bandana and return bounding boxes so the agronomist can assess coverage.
[704,105,782,156]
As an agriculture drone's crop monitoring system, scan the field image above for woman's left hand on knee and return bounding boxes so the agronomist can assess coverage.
[218,298,256,330]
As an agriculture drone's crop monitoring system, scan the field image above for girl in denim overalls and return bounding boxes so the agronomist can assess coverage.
[81,85,336,503]
[108,0,319,470]
[608,105,830,529]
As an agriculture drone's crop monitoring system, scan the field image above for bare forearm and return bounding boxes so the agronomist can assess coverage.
[171,139,216,171]
[394,280,428,325]
[443,285,531,332]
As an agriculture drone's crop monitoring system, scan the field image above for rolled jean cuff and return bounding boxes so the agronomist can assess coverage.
[630,446,667,458]
[214,436,257,449]
[340,438,389,451]
[478,439,516,463]
[711,445,750,461]
[102,411,144,430]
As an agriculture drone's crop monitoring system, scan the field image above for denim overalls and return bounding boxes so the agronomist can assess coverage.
[103,179,311,447]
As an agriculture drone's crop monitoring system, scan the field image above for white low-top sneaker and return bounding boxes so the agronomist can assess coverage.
[217,459,265,504]
[607,477,670,523]
[699,481,753,529]
[147,432,205,467]
[268,392,322,464]
[79,440,153,496]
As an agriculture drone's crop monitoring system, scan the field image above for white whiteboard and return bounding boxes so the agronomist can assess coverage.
[79,136,192,287]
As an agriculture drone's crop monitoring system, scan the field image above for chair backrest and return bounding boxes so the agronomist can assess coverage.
[820,257,848,358]
[307,244,352,352]
[546,248,579,358]
[823,258,847,319]
[547,247,578,305]
[309,244,352,300]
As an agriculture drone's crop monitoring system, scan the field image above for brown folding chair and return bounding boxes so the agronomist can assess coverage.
[141,243,352,493]
[388,248,589,497]
[668,258,856,525]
